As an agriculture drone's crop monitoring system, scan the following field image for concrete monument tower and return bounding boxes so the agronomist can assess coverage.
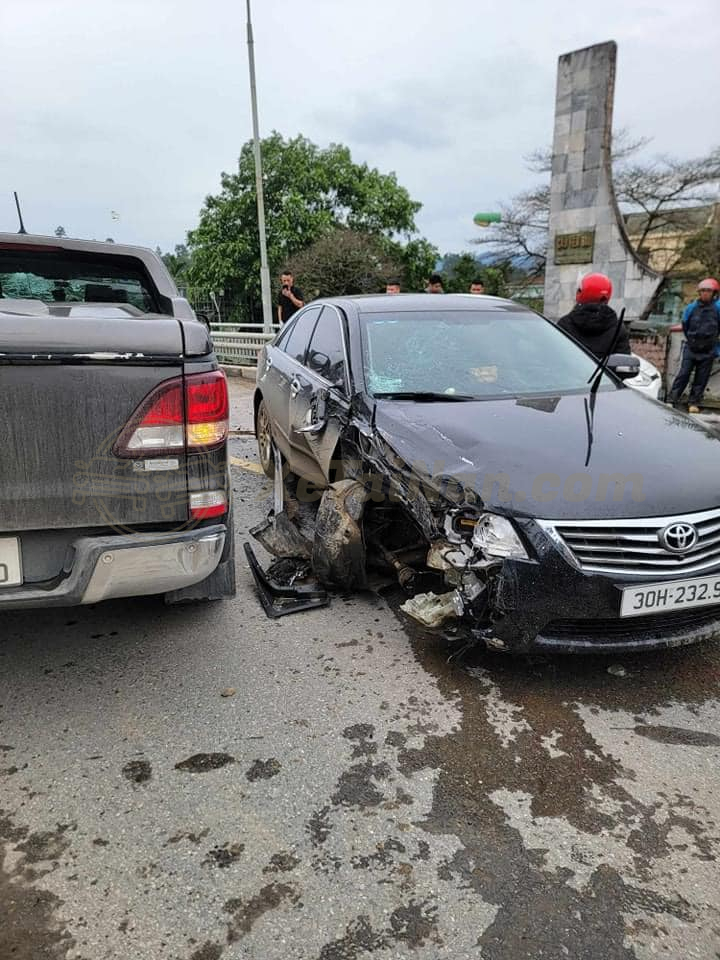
[544,41,662,324]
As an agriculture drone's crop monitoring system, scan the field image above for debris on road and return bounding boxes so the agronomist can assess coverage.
[122,759,152,784]
[244,543,329,618]
[174,753,235,773]
[245,758,282,781]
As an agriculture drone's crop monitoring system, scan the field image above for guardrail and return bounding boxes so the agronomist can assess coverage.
[210,325,279,365]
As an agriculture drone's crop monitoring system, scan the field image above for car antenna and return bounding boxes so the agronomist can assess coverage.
[13,192,27,234]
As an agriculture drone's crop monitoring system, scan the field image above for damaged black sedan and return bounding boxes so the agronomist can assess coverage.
[252,294,720,654]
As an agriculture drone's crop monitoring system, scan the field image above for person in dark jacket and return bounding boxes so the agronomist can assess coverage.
[668,278,720,413]
[558,272,630,359]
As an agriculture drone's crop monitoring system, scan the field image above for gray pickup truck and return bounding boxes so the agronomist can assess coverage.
[0,233,235,608]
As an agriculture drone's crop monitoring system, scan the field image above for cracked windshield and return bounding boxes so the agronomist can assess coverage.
[363,309,613,397]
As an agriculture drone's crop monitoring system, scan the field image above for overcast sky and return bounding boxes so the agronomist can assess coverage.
[2,0,719,256]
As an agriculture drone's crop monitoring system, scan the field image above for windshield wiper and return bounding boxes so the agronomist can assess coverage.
[373,391,476,402]
[583,308,626,466]
[586,307,626,394]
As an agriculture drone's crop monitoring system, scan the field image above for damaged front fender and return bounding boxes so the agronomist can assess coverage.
[312,479,370,589]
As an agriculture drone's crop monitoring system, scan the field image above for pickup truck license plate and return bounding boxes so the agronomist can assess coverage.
[621,574,720,618]
[0,537,22,588]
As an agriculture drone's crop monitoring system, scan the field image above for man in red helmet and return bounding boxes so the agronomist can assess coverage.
[668,278,720,413]
[558,273,630,359]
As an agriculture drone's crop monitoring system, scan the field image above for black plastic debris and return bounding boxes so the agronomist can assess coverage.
[244,542,329,619]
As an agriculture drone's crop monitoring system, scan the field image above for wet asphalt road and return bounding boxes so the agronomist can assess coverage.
[2,400,720,958]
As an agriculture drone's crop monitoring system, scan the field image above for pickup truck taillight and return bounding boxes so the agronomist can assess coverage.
[113,371,229,458]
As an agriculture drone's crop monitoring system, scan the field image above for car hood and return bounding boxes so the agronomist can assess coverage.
[373,389,720,520]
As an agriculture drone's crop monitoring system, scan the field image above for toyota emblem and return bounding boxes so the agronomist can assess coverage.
[659,522,698,554]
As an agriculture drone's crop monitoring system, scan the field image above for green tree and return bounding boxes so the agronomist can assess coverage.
[160,244,191,284]
[187,133,425,315]
[481,262,512,298]
[286,228,402,299]
[396,238,439,292]
[444,253,481,293]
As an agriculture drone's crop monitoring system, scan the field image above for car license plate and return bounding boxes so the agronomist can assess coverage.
[620,574,720,618]
[0,537,22,588]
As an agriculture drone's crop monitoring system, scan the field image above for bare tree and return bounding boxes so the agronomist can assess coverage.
[615,148,720,264]
[474,132,720,277]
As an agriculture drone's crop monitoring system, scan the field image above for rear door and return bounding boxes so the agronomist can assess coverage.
[289,305,351,482]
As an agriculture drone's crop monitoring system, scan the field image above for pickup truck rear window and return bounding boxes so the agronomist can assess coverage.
[0,249,159,313]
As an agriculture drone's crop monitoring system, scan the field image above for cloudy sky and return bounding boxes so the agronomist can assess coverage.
[1,0,719,255]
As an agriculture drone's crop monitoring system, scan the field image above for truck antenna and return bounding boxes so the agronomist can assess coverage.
[13,192,27,234]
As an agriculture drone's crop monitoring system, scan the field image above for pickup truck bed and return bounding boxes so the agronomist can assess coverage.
[0,234,235,608]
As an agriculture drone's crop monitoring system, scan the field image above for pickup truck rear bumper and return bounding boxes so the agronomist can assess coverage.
[0,526,226,609]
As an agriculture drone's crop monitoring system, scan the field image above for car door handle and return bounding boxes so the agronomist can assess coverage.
[289,378,302,398]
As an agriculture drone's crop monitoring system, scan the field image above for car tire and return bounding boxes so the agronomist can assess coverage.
[256,398,274,478]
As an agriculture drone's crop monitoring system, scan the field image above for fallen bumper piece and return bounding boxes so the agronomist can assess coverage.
[400,590,462,629]
[243,542,329,619]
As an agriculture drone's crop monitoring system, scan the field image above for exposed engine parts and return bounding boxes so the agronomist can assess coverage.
[245,441,504,646]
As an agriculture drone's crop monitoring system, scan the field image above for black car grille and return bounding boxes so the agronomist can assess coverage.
[543,606,720,642]
[539,509,720,578]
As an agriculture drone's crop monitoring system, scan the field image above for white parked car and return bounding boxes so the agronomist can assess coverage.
[626,354,662,399]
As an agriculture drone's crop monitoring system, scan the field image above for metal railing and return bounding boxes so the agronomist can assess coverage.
[210,323,279,365]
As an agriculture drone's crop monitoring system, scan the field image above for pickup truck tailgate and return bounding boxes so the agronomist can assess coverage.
[0,311,188,531]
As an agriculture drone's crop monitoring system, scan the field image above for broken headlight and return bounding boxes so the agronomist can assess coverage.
[472,514,528,560]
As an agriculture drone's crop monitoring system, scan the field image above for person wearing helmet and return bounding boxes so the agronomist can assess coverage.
[557,273,630,359]
[668,278,720,413]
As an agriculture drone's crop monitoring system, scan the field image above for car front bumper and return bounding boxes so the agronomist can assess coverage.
[0,525,226,610]
[482,521,720,654]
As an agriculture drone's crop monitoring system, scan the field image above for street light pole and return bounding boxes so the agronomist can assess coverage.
[246,0,273,333]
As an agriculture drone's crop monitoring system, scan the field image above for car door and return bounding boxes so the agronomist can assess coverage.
[260,306,321,461]
[289,304,351,484]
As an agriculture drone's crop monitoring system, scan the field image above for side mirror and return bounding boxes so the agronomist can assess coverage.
[607,353,640,380]
[195,311,211,329]
[308,350,330,375]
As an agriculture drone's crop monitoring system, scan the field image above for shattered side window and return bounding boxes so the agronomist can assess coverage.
[361,310,615,399]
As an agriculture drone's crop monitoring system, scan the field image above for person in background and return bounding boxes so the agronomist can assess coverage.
[469,278,485,295]
[557,272,630,359]
[426,273,444,294]
[385,279,401,295]
[277,270,304,325]
[668,278,720,413]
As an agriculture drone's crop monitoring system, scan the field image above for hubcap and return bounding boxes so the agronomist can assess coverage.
[258,406,272,467]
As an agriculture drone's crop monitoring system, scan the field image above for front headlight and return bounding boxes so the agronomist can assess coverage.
[472,514,528,559]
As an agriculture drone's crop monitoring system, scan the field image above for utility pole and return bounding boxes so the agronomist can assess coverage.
[246,0,273,333]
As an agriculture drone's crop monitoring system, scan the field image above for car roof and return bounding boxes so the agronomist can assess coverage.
[319,293,537,315]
